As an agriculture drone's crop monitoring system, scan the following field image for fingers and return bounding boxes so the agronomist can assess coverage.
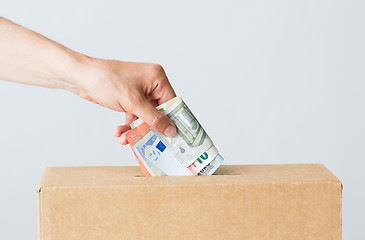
[125,112,137,125]
[113,125,131,137]
[113,125,131,145]
[144,64,176,105]
[131,98,176,137]
[159,82,176,104]
[113,113,138,145]
[154,75,177,105]
[119,132,129,145]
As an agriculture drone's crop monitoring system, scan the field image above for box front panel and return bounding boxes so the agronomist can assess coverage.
[39,181,341,240]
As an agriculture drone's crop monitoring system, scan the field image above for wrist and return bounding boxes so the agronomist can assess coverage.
[63,52,98,93]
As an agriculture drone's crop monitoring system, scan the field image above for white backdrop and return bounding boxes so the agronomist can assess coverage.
[1,0,364,239]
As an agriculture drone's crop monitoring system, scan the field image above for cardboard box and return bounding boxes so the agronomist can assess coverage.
[37,164,342,240]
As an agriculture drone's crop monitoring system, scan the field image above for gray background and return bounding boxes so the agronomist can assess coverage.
[0,0,364,239]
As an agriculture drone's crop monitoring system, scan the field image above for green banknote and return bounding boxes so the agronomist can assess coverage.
[128,96,223,176]
[154,97,214,167]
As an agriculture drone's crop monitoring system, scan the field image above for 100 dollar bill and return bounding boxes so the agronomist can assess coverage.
[127,97,223,176]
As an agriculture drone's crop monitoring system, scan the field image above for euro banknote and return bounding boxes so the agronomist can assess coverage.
[126,96,223,176]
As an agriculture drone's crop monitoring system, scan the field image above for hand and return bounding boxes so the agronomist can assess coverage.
[0,17,176,144]
[73,58,177,144]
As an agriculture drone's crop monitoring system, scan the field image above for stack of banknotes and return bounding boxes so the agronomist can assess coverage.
[126,96,224,176]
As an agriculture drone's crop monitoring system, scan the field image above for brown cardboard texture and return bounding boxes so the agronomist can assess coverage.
[37,164,342,240]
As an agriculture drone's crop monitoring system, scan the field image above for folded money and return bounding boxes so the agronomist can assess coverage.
[126,97,224,176]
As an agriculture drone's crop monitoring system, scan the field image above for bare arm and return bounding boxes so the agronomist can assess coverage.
[0,17,86,90]
[0,17,176,141]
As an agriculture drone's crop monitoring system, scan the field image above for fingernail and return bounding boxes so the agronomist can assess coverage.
[164,125,176,137]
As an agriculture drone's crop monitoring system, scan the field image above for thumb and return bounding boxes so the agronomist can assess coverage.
[132,99,176,137]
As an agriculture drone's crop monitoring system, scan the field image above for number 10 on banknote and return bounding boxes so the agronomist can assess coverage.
[126,97,224,177]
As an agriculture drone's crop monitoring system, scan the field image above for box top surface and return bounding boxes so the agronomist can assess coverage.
[38,164,340,190]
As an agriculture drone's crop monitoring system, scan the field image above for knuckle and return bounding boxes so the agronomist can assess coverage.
[150,114,168,130]
[125,93,144,111]
[151,63,164,73]
[148,64,166,78]
[111,104,124,112]
[124,98,141,114]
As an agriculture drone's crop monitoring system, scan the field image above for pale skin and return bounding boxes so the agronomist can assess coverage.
[0,17,177,144]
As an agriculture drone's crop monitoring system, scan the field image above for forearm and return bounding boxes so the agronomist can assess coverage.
[0,17,177,137]
[0,17,86,91]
